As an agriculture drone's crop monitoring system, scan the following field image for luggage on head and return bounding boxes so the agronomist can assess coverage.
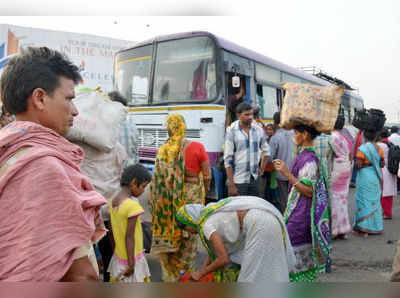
[352,109,369,130]
[353,108,386,132]
[280,83,344,134]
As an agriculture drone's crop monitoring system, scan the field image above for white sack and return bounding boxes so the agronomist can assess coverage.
[67,90,127,152]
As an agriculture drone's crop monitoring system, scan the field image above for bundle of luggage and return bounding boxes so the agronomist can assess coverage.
[280,83,344,133]
[66,88,127,152]
[352,108,386,132]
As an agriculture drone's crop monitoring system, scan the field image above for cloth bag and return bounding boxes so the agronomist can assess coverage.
[67,89,127,152]
[280,83,344,134]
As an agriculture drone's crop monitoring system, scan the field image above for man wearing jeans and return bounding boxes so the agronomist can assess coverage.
[224,102,270,197]
[268,112,294,213]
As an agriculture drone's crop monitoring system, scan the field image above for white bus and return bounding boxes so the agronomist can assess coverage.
[114,31,364,200]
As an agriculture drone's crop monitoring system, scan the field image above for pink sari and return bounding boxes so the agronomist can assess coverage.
[331,130,352,237]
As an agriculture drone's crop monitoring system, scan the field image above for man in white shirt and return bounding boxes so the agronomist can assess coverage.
[389,126,400,147]
[224,102,270,197]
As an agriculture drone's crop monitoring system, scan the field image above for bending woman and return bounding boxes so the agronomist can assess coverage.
[149,113,211,282]
[274,124,331,282]
[176,196,296,283]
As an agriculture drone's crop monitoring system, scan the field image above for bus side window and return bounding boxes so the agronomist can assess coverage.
[256,84,263,97]
[245,76,251,103]
[256,84,264,118]
[277,89,283,109]
[259,85,279,119]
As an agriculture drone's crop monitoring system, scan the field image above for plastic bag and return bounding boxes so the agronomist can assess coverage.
[178,271,214,282]
[67,90,127,152]
[280,83,344,134]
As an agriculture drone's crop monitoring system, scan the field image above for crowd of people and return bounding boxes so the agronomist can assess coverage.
[0,46,398,283]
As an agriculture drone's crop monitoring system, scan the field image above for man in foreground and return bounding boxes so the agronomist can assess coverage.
[0,47,107,281]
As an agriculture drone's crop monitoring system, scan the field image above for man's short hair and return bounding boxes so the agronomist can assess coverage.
[0,47,82,115]
[108,91,127,106]
[273,112,281,125]
[391,126,399,134]
[120,164,152,187]
[236,102,252,114]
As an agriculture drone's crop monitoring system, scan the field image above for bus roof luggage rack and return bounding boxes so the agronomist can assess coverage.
[300,66,357,91]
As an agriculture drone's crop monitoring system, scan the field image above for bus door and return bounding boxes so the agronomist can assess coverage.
[225,72,252,126]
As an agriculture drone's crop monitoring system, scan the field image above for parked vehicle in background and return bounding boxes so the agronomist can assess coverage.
[113,31,364,200]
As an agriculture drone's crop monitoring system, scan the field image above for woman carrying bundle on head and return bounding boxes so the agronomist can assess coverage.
[274,124,331,282]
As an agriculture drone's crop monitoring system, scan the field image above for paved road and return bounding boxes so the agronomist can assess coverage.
[146,188,399,282]
[318,188,399,282]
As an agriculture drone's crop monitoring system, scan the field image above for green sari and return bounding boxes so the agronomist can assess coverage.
[284,147,332,282]
[177,198,241,282]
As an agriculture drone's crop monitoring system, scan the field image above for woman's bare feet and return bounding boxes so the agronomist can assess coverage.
[353,231,368,238]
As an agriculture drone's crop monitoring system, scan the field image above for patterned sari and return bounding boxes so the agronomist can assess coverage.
[177,197,296,283]
[331,130,352,237]
[353,142,383,234]
[149,114,205,282]
[284,147,331,282]
[176,199,240,282]
[197,199,241,283]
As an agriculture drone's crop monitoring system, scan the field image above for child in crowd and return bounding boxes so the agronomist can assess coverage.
[108,164,152,282]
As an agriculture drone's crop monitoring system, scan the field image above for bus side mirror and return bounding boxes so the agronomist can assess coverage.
[232,76,240,88]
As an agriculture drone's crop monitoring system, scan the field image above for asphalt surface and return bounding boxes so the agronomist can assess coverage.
[146,188,399,282]
[317,188,399,282]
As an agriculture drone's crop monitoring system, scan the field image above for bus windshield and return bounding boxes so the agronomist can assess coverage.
[153,36,217,104]
[115,45,152,106]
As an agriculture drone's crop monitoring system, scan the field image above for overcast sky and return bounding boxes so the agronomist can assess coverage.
[1,0,400,121]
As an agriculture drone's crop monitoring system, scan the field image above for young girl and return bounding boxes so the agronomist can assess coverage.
[108,164,152,282]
